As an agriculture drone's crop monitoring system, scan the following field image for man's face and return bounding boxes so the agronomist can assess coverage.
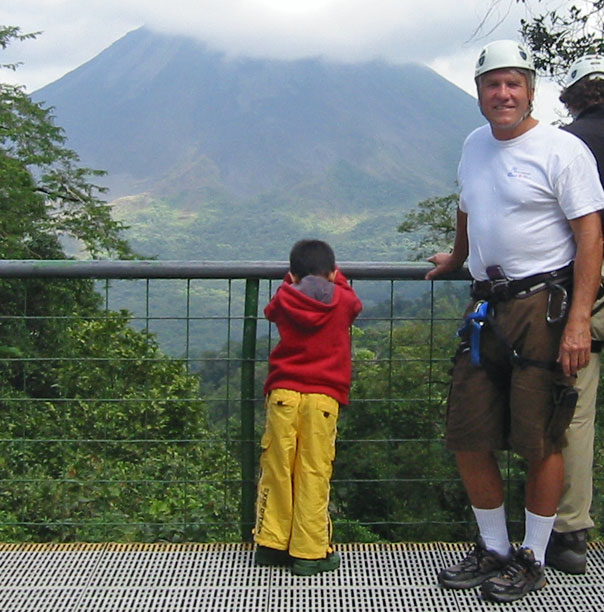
[478,68,534,139]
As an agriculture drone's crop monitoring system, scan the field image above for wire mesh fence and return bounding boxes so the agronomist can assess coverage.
[0,261,601,543]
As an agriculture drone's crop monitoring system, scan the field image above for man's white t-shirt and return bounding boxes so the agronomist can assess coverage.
[458,122,604,281]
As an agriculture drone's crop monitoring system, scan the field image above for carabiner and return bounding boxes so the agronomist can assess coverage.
[546,283,568,324]
[457,300,489,366]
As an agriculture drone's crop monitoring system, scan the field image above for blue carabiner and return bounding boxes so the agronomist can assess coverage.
[457,301,489,366]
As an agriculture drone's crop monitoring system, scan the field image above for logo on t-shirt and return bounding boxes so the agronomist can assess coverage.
[507,166,532,180]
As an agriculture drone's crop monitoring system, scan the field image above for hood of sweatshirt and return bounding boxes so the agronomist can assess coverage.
[264,269,360,330]
[291,275,335,304]
[264,281,340,330]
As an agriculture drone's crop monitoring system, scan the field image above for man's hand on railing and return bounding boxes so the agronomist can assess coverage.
[425,252,465,281]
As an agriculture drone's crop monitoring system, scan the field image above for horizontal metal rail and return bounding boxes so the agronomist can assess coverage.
[0,259,471,280]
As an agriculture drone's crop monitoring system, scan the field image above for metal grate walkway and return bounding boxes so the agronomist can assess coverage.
[0,542,603,611]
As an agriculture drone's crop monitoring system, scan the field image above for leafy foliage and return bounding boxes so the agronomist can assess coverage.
[397,193,458,260]
[517,0,604,81]
[0,312,240,541]
[0,26,240,542]
[0,26,131,259]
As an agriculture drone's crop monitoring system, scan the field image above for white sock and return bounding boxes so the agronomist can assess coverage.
[472,504,511,557]
[522,508,556,565]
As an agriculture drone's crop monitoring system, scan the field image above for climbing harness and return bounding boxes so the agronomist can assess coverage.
[458,299,559,371]
[471,262,573,303]
[458,263,573,371]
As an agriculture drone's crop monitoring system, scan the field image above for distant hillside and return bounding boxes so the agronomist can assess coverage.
[35,27,483,262]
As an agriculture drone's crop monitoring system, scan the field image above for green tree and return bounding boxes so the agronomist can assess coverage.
[397,192,458,260]
[0,24,128,403]
[0,313,240,541]
[476,2,603,81]
[1,26,131,259]
[517,0,604,80]
[0,27,239,542]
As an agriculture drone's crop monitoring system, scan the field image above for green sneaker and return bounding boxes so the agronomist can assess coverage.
[255,545,292,566]
[291,551,341,576]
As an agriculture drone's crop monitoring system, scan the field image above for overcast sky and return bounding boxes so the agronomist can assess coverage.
[1,0,570,123]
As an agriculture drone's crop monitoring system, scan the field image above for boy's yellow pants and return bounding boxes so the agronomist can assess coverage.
[254,388,339,559]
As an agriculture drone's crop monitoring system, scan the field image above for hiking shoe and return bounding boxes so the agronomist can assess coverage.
[438,537,512,589]
[545,529,587,574]
[255,545,293,566]
[480,547,546,603]
[291,551,341,576]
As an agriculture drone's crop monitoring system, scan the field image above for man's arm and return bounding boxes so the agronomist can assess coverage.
[425,208,469,280]
[558,211,603,376]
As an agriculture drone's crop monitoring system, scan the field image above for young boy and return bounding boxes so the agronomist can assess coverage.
[254,239,362,576]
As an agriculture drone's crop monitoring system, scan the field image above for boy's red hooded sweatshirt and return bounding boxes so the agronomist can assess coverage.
[263,270,362,405]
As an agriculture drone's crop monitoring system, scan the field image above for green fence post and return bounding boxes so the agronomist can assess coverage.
[241,278,259,541]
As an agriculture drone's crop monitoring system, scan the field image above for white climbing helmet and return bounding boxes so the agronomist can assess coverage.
[475,40,535,79]
[564,54,604,89]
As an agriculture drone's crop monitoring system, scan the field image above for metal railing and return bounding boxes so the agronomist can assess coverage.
[1,260,600,544]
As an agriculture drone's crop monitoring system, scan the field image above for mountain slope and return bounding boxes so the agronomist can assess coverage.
[35,27,483,261]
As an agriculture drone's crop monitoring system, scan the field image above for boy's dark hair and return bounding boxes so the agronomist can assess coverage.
[289,239,336,279]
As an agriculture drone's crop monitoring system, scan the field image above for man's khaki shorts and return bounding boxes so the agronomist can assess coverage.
[446,289,575,460]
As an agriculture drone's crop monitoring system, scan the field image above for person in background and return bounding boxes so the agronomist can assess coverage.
[546,54,604,575]
[426,40,604,603]
[253,239,362,576]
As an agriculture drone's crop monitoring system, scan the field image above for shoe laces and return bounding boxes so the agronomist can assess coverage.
[500,558,525,581]
[460,542,487,570]
[501,550,540,581]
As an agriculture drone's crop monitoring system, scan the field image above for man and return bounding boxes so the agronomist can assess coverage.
[546,54,604,575]
[427,40,604,603]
